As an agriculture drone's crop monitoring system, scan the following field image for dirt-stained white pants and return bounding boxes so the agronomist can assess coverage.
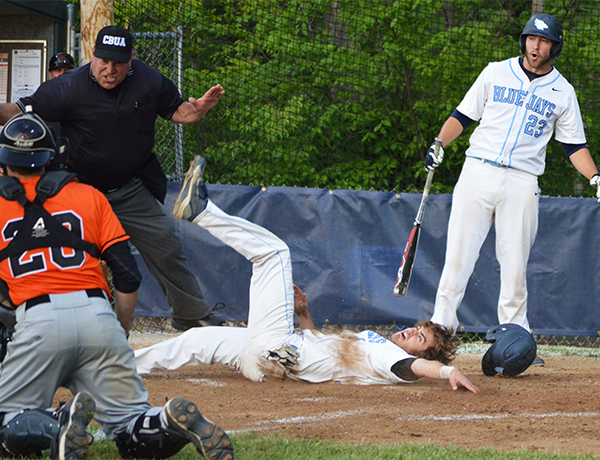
[135,200,298,381]
[431,157,539,331]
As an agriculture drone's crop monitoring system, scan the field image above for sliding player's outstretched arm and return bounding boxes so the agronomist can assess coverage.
[411,358,478,393]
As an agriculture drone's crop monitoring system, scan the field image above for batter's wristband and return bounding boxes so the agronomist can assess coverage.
[439,366,456,380]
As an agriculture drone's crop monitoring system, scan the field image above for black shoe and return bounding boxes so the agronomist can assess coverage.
[163,397,234,460]
[172,156,209,221]
[54,392,95,460]
[531,355,545,367]
[171,314,227,331]
[171,303,228,331]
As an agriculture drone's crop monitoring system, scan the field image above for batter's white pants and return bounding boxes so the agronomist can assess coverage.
[431,157,539,331]
[135,200,298,382]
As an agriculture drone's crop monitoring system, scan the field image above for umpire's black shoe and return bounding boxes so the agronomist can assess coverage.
[531,355,545,367]
[53,392,95,460]
[163,397,234,460]
[171,313,227,331]
[171,303,228,331]
[172,155,209,221]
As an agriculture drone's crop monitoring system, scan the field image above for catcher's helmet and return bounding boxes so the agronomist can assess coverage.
[481,324,537,377]
[520,13,563,60]
[48,52,76,71]
[0,112,57,168]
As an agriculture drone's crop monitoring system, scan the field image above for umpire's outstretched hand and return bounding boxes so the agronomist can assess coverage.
[170,84,225,124]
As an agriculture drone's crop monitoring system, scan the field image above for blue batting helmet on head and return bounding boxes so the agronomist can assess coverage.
[520,13,563,59]
[48,52,76,71]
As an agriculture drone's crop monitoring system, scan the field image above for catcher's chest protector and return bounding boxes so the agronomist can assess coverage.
[0,172,100,264]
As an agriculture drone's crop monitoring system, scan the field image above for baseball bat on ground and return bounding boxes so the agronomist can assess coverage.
[393,139,443,298]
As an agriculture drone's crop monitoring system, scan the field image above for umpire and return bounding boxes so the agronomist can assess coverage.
[0,26,226,330]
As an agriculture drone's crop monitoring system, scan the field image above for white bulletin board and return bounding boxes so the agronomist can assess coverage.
[0,40,47,103]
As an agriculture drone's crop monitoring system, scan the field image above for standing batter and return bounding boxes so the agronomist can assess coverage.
[135,156,478,393]
[0,113,233,460]
[427,14,600,348]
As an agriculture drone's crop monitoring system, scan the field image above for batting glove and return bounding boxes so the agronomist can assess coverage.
[590,173,600,203]
[425,140,444,172]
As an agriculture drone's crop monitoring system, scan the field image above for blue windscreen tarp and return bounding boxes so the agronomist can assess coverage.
[134,183,600,336]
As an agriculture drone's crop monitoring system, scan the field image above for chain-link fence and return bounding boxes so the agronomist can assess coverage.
[132,29,185,181]
[130,316,600,349]
[106,0,600,347]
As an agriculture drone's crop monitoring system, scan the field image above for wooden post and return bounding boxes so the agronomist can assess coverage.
[79,0,114,64]
[532,0,545,14]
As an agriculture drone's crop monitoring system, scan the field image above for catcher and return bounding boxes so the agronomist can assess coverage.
[135,156,478,394]
[0,113,233,460]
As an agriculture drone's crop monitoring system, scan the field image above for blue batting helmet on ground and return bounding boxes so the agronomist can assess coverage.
[482,324,537,377]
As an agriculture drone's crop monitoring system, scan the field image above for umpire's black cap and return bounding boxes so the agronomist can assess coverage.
[94,26,133,63]
[49,52,76,71]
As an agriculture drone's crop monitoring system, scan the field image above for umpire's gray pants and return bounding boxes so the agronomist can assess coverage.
[0,291,151,440]
[105,178,211,320]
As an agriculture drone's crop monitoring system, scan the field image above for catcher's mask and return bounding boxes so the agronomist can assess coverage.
[520,13,563,60]
[481,323,537,377]
[0,110,64,169]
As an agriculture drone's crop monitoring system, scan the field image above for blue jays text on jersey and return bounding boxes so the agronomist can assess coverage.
[493,86,556,119]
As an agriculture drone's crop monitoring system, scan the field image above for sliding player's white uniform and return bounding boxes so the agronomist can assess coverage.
[135,201,416,385]
[431,56,586,331]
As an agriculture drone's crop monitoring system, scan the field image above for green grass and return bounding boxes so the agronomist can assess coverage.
[9,432,599,460]
[230,434,600,459]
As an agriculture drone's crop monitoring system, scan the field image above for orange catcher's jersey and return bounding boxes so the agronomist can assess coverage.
[0,176,129,305]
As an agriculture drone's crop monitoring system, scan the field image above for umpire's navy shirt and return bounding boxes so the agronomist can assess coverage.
[18,60,183,192]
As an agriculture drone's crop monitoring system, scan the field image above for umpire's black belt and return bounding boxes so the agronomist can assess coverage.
[25,288,107,310]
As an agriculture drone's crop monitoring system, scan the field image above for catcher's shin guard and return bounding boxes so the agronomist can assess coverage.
[114,412,188,460]
[0,409,60,457]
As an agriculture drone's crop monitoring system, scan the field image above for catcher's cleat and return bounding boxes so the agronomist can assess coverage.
[172,155,209,221]
[54,392,95,460]
[163,397,234,460]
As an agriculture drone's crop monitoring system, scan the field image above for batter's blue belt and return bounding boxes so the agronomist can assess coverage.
[25,288,107,310]
[470,156,509,168]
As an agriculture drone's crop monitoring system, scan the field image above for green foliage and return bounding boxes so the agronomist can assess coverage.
[119,0,600,197]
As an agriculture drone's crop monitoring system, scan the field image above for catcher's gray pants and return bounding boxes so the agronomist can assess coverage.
[105,178,211,321]
[0,290,151,440]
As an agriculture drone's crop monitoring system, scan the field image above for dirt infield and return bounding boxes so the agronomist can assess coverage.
[123,341,600,456]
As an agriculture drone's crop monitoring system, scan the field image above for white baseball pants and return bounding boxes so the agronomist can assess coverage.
[135,200,298,381]
[431,156,539,331]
